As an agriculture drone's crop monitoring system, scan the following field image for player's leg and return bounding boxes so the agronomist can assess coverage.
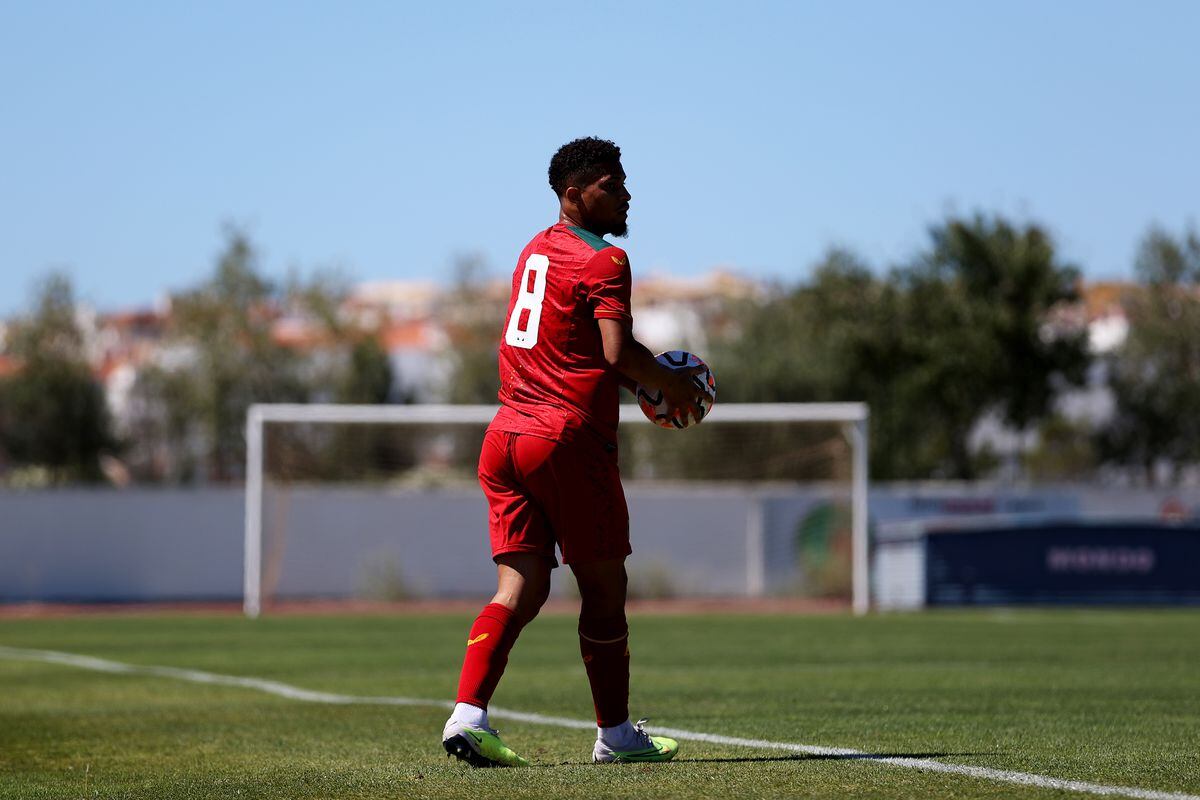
[455,552,552,714]
[572,559,678,763]
[549,428,675,764]
[443,430,555,768]
[572,557,632,729]
[443,553,551,767]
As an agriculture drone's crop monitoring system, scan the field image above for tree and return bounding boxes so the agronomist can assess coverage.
[709,248,893,480]
[885,214,1089,478]
[1023,414,1098,480]
[442,255,504,404]
[129,227,309,482]
[284,269,394,405]
[711,214,1089,480]
[1100,225,1200,483]
[126,228,401,483]
[0,273,115,483]
[337,337,393,404]
[714,249,883,402]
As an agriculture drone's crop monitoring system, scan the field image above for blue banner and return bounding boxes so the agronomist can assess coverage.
[925,522,1200,605]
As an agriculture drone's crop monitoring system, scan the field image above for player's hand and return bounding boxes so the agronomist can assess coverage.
[659,364,710,422]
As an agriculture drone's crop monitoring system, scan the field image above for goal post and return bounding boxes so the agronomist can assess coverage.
[243,402,870,618]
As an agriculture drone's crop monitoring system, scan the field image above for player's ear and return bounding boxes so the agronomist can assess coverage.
[563,185,583,205]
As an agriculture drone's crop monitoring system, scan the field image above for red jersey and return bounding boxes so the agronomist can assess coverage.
[490,222,633,444]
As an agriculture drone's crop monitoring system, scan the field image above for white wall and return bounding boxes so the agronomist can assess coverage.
[0,486,834,603]
[0,489,243,601]
[4,484,1198,604]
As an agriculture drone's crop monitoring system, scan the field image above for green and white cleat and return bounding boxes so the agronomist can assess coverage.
[442,719,530,768]
[593,718,679,764]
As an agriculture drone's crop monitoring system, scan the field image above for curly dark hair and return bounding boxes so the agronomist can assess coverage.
[548,137,622,196]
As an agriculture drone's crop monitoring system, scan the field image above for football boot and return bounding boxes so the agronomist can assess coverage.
[442,718,530,768]
[592,718,679,764]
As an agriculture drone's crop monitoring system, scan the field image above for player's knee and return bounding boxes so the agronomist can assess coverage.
[578,609,628,642]
[577,585,626,620]
[529,584,553,620]
[574,564,627,609]
[510,581,550,626]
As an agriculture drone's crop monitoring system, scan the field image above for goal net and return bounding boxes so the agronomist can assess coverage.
[243,403,869,617]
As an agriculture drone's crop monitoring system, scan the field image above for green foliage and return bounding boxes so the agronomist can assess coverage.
[617,419,849,483]
[4,272,84,360]
[1100,225,1200,482]
[713,249,885,405]
[123,362,204,482]
[712,215,1088,480]
[709,250,892,478]
[338,338,393,404]
[12,212,1196,486]
[290,269,395,405]
[886,214,1089,478]
[1023,414,1098,480]
[442,255,504,404]
[136,227,309,481]
[0,273,114,483]
[126,227,396,483]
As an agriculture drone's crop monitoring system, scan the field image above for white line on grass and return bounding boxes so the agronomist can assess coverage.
[1,645,1194,800]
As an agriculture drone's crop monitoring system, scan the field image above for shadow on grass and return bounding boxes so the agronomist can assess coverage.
[537,752,996,767]
[676,752,995,764]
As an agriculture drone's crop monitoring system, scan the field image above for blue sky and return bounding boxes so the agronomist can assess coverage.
[2,1,1197,316]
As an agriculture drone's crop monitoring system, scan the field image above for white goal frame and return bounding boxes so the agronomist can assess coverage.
[243,402,870,618]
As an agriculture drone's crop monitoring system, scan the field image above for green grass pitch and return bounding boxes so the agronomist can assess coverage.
[1,608,1198,799]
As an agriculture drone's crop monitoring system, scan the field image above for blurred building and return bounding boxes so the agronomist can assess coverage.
[632,269,762,355]
[2,272,1146,485]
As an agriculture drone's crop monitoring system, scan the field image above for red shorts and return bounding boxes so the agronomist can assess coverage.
[477,428,631,566]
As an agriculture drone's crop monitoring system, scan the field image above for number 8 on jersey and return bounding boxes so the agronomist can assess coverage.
[504,254,549,349]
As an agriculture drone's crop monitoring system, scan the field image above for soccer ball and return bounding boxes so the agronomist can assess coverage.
[636,351,717,429]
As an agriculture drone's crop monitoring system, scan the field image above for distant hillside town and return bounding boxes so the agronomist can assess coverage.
[2,215,1197,487]
[1,272,1130,445]
[0,270,764,431]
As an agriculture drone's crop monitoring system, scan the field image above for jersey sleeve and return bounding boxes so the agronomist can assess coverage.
[582,246,633,322]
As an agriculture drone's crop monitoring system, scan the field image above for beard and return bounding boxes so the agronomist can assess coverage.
[611,220,629,238]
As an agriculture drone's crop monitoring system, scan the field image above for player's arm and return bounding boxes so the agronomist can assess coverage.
[584,246,705,415]
[598,318,707,417]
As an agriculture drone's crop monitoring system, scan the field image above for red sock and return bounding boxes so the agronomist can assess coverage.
[579,615,630,728]
[455,603,522,709]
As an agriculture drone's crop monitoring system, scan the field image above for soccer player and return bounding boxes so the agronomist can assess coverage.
[441,137,708,767]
